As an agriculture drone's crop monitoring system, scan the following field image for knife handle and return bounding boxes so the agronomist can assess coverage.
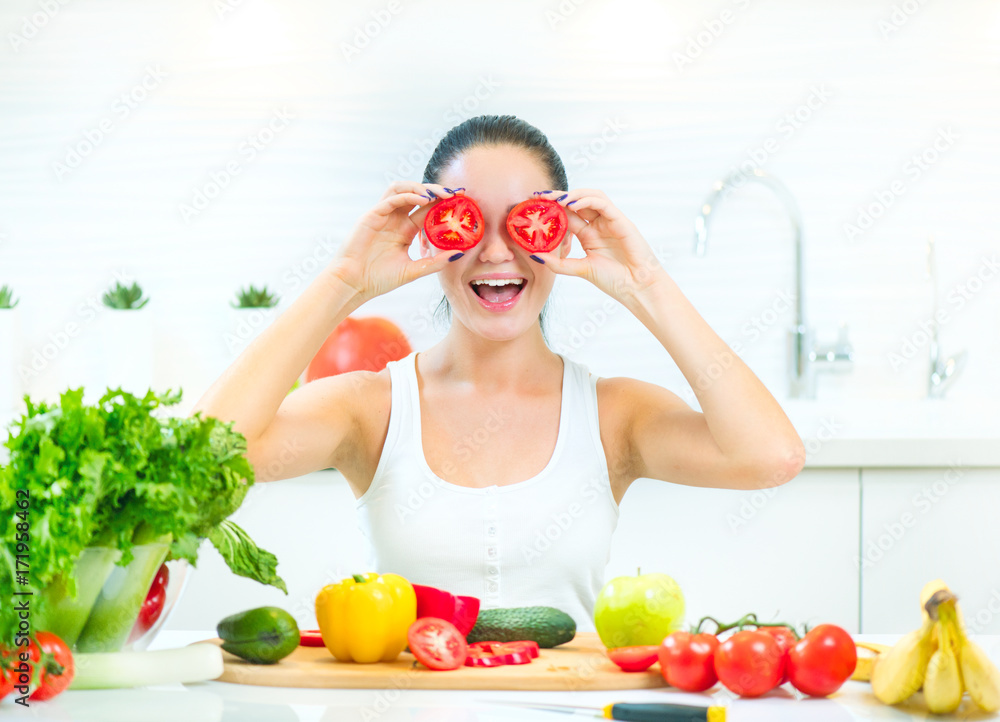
[605,703,725,722]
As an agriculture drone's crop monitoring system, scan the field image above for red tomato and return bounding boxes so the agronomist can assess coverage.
[1,647,17,700]
[505,199,568,253]
[128,563,170,643]
[786,624,857,697]
[713,630,783,698]
[607,645,661,672]
[406,618,468,671]
[659,631,720,692]
[423,195,485,251]
[305,316,411,382]
[27,632,74,701]
[758,626,796,685]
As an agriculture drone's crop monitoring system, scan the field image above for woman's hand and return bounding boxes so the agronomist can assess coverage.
[527,189,665,304]
[332,182,462,303]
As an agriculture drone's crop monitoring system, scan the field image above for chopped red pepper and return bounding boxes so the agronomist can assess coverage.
[464,641,537,667]
[299,630,325,647]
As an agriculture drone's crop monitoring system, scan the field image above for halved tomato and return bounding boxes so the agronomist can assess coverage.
[506,199,568,253]
[607,645,661,672]
[407,618,468,671]
[423,195,485,251]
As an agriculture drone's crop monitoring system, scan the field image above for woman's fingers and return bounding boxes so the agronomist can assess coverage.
[371,191,431,218]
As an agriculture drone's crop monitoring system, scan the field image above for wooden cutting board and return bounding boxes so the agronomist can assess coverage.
[208,632,666,690]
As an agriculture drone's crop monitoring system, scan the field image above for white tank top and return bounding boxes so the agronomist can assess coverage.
[355,351,620,632]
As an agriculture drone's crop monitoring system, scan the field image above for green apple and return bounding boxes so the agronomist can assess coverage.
[593,570,685,648]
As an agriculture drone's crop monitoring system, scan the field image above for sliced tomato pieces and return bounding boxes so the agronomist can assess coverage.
[407,618,468,671]
[606,645,661,672]
[424,195,485,251]
[506,199,568,253]
[464,641,538,667]
[299,630,325,647]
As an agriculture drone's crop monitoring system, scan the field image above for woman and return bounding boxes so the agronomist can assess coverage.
[193,115,805,632]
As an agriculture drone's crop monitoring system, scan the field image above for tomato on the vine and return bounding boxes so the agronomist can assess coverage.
[423,195,485,251]
[0,647,17,700]
[659,631,719,691]
[26,632,74,701]
[713,630,783,698]
[786,624,857,697]
[758,625,797,685]
[505,199,568,253]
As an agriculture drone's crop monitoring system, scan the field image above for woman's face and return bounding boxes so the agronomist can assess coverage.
[420,145,569,342]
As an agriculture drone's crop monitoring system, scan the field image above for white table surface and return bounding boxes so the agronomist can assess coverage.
[3,632,1000,721]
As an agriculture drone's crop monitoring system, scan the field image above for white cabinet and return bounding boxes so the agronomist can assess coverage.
[861,468,1000,634]
[607,470,861,633]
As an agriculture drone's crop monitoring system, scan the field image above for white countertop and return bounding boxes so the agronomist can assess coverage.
[4,631,999,721]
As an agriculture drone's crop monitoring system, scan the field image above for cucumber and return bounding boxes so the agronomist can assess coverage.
[467,606,576,648]
[217,606,300,664]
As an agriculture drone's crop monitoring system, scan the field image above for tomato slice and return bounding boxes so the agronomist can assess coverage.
[424,195,485,251]
[407,618,468,671]
[299,630,325,647]
[506,199,568,253]
[607,645,661,672]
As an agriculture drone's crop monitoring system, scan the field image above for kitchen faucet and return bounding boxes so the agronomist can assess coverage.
[694,168,853,398]
[926,236,967,398]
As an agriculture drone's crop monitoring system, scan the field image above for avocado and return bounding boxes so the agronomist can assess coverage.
[466,606,576,648]
[217,606,300,664]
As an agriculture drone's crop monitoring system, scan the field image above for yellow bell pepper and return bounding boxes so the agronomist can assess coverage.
[315,572,416,663]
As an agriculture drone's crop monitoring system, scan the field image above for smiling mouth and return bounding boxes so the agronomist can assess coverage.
[469,278,526,306]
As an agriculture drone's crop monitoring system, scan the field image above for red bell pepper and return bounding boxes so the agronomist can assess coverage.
[411,584,481,636]
[465,641,538,667]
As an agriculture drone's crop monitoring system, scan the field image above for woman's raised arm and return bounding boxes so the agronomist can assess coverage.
[191,182,461,480]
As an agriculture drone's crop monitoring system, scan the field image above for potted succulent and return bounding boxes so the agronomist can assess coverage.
[223,284,280,363]
[0,284,20,412]
[99,280,152,398]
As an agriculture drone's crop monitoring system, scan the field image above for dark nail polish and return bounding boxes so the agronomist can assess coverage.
[556,193,568,202]
[426,189,437,199]
[529,254,545,264]
[449,252,464,262]
[567,200,578,206]
[443,187,455,193]
[420,194,431,200]
[453,187,465,192]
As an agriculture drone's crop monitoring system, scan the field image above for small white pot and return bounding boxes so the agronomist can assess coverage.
[0,308,22,412]
[98,308,153,398]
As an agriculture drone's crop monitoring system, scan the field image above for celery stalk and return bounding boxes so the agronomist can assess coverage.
[70,644,224,689]
[75,541,169,653]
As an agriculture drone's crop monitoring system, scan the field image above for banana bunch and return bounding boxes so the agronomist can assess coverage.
[871,580,1000,714]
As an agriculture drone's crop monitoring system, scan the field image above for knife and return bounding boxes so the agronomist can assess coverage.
[482,700,726,722]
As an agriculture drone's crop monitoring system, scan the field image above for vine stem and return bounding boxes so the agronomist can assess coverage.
[693,613,801,639]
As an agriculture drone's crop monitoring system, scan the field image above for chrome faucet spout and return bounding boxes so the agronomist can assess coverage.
[693,168,851,398]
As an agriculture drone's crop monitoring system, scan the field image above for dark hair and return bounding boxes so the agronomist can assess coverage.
[424,115,567,341]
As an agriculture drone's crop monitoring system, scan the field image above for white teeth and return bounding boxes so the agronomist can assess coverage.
[471,278,525,287]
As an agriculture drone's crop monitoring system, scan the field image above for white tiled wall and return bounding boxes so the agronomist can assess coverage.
[1,0,998,411]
